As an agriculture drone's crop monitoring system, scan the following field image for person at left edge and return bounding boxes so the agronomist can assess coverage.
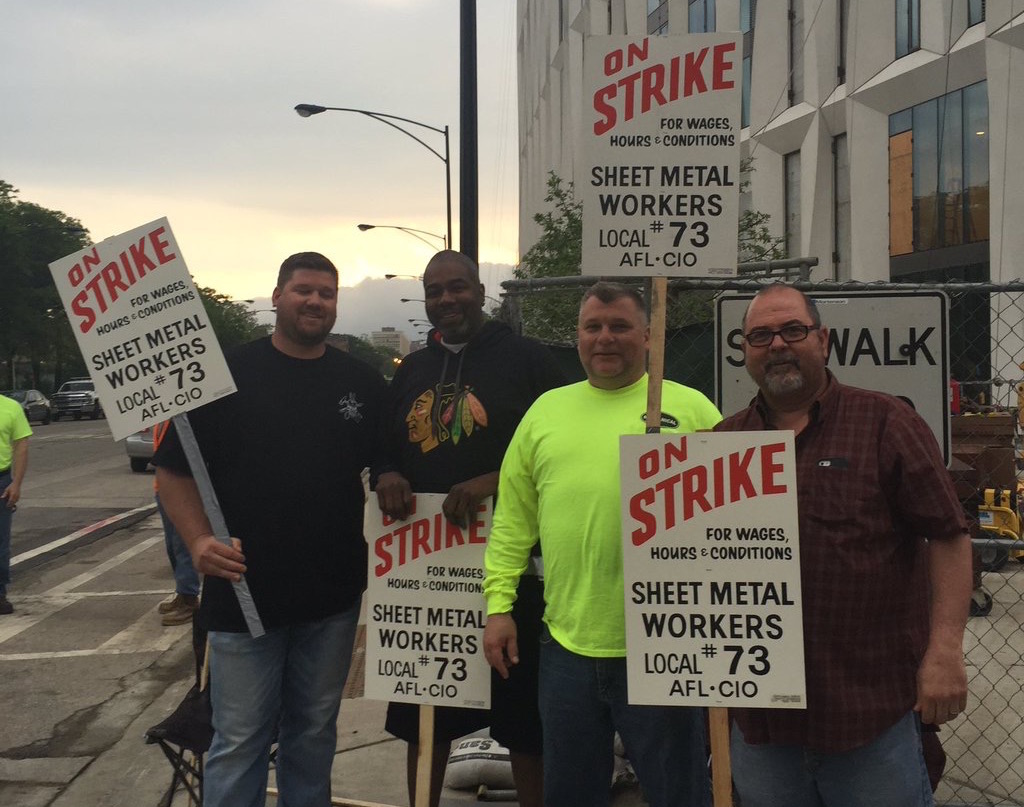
[154,252,386,807]
[372,250,566,807]
[0,392,31,615]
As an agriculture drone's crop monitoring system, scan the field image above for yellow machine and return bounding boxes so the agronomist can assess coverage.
[977,485,1024,572]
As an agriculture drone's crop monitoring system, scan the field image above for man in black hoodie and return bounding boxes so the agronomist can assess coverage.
[374,250,564,807]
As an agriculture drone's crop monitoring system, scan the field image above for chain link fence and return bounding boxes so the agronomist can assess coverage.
[499,267,1024,806]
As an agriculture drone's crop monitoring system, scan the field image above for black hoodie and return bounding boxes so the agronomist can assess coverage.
[374,319,565,493]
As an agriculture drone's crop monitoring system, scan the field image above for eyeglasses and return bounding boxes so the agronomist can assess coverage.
[743,324,820,347]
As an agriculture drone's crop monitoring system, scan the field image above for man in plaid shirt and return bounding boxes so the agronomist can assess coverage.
[716,283,971,807]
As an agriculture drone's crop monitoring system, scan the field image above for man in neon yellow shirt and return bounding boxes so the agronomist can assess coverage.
[483,282,720,807]
[0,393,31,615]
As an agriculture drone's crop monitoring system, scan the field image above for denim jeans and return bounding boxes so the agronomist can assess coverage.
[204,599,362,807]
[155,494,200,597]
[538,628,710,807]
[0,470,11,597]
[730,711,934,807]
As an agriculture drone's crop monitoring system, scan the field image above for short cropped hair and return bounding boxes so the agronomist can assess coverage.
[741,283,821,329]
[579,281,648,323]
[277,252,339,289]
[424,250,480,284]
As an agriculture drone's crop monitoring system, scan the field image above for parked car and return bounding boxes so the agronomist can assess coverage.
[52,378,104,420]
[1,389,53,425]
[125,427,155,473]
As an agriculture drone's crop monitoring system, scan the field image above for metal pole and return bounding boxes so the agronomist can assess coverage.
[444,125,453,250]
[460,0,478,264]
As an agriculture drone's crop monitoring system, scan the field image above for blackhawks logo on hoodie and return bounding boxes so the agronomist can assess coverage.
[405,382,488,453]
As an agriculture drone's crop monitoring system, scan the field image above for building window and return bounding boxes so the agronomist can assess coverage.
[689,0,716,33]
[968,0,985,26]
[837,0,848,84]
[833,135,851,280]
[647,0,668,34]
[784,151,801,258]
[888,82,989,256]
[741,0,756,127]
[896,0,920,58]
[788,0,803,105]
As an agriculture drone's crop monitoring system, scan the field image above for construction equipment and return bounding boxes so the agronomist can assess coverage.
[976,485,1024,572]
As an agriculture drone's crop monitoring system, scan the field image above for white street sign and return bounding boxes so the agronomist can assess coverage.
[716,291,951,464]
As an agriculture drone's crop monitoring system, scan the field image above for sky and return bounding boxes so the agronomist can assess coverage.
[1,0,520,340]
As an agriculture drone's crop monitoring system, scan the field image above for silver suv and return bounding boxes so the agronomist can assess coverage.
[52,378,104,421]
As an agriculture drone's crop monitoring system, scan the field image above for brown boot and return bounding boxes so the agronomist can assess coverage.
[161,594,199,626]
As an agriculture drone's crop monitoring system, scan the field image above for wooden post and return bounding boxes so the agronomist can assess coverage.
[709,706,732,807]
[645,277,732,807]
[414,704,435,807]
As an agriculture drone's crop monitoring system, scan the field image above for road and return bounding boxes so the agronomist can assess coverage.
[14,418,154,574]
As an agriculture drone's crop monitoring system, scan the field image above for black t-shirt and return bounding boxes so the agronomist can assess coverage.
[155,337,385,632]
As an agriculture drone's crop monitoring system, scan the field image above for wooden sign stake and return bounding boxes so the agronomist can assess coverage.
[644,276,732,807]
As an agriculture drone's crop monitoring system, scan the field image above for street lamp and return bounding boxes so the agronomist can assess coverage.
[295,104,452,248]
[400,298,425,304]
[358,224,445,251]
[386,274,422,281]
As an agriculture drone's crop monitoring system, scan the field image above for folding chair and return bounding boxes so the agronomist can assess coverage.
[145,620,212,807]
[145,683,214,806]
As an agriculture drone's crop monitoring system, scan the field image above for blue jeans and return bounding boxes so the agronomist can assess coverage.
[538,629,710,807]
[204,600,362,807]
[730,711,934,807]
[155,494,199,596]
[0,470,11,597]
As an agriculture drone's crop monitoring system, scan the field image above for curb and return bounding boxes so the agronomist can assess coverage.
[11,503,159,567]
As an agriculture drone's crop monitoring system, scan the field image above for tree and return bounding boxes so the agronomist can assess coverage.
[196,286,269,351]
[513,172,584,343]
[0,181,91,389]
[339,334,402,378]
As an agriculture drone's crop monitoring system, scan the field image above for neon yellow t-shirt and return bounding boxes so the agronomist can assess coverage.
[484,375,721,657]
[0,396,32,470]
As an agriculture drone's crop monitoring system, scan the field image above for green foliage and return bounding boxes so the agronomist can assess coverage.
[196,286,269,351]
[737,158,785,263]
[340,334,402,378]
[513,173,584,343]
[517,172,583,280]
[0,181,92,389]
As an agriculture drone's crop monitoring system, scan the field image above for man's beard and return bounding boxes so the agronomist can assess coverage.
[762,357,806,397]
[278,312,334,346]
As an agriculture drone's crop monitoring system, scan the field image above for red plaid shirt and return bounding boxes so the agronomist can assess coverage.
[716,374,968,751]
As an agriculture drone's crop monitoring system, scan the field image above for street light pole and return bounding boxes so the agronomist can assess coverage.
[460,0,478,264]
[357,224,446,251]
[295,104,452,248]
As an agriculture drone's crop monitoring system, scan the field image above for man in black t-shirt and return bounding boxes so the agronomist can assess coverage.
[155,252,385,807]
[373,250,564,807]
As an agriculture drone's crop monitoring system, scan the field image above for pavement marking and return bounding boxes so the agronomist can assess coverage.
[28,434,113,442]
[11,504,157,567]
[48,535,162,595]
[0,537,166,652]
